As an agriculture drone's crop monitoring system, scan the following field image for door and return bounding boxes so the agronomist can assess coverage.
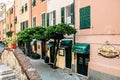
[77,53,89,76]
[65,47,72,68]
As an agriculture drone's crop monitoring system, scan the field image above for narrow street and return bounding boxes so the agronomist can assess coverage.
[30,58,86,80]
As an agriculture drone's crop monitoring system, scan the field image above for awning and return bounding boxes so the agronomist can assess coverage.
[60,40,72,48]
[47,42,55,47]
[72,43,90,54]
[30,39,36,45]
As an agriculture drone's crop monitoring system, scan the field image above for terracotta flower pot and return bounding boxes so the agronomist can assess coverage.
[8,43,17,49]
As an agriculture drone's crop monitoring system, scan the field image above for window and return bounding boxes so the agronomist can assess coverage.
[20,20,28,31]
[14,16,17,24]
[61,3,74,24]
[33,17,36,27]
[66,6,71,24]
[10,8,13,14]
[80,6,90,29]
[10,23,12,28]
[25,21,28,28]
[49,10,56,26]
[42,13,46,26]
[25,3,27,11]
[32,0,36,7]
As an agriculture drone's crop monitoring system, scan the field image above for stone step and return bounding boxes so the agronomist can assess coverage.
[0,73,16,80]
[0,64,16,80]
[0,64,13,75]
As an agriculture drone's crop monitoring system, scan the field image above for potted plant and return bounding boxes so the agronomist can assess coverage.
[6,37,18,49]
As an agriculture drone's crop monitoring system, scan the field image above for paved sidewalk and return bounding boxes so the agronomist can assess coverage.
[30,58,87,80]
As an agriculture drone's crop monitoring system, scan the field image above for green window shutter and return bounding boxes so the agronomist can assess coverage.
[71,3,74,24]
[53,10,56,25]
[23,22,25,30]
[42,13,45,26]
[25,3,27,11]
[47,13,49,26]
[61,7,65,23]
[32,0,36,7]
[20,23,23,31]
[80,6,91,29]
[22,6,24,13]
[25,20,28,28]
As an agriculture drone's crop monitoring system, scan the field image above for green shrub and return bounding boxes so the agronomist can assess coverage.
[31,53,40,59]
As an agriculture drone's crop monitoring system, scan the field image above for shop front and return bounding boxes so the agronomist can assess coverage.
[58,40,72,69]
[72,43,90,76]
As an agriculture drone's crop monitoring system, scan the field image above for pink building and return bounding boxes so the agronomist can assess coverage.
[30,0,47,58]
[31,0,47,27]
[6,5,15,37]
[74,0,120,80]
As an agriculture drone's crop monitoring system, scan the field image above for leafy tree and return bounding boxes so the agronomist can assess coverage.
[45,23,76,68]
[17,26,46,55]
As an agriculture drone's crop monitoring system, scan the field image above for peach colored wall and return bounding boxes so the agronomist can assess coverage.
[75,0,120,77]
[32,0,47,26]
[89,44,120,77]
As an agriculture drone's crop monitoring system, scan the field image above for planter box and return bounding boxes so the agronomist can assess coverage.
[8,43,17,49]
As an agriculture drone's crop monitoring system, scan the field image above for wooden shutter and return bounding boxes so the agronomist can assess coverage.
[80,6,90,29]
[47,13,49,26]
[53,10,56,25]
[71,3,74,24]
[61,7,65,23]
[42,13,45,26]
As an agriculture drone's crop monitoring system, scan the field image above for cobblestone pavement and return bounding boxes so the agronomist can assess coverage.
[30,58,87,80]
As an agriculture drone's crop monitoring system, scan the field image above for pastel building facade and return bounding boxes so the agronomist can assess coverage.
[47,0,74,69]
[6,5,15,37]
[74,0,120,79]
[0,20,3,41]
[19,0,29,31]
[31,0,47,27]
[30,0,47,58]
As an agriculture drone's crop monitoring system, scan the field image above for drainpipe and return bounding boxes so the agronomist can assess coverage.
[73,0,76,44]
[29,0,32,27]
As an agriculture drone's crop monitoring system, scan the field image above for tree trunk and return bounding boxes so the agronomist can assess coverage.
[53,39,60,68]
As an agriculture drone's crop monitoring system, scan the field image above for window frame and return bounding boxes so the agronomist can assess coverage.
[33,16,36,27]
